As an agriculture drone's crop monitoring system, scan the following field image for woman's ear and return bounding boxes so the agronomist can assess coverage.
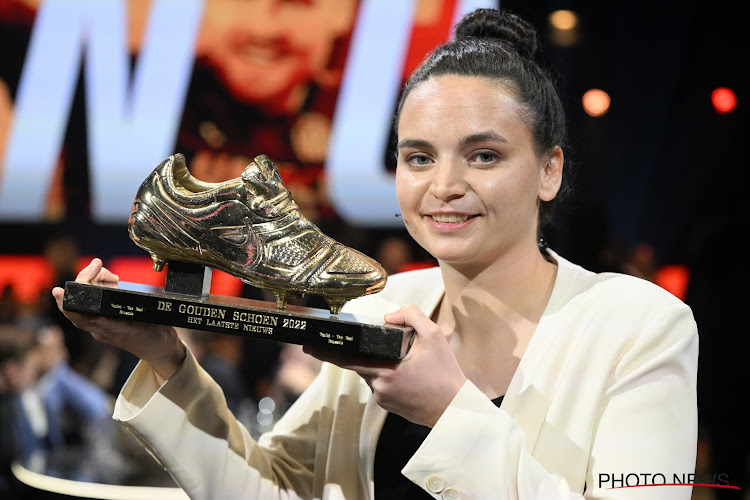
[539,145,563,202]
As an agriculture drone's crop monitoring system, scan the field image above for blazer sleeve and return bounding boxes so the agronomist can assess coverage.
[113,347,326,500]
[402,302,699,500]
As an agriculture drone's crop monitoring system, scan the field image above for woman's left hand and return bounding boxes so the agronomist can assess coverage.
[304,304,467,427]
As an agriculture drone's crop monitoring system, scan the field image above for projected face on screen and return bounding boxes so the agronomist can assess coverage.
[200,0,355,114]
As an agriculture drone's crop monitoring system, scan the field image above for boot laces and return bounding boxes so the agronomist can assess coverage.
[251,191,297,217]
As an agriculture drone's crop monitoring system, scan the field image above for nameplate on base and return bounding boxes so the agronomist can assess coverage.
[62,281,413,360]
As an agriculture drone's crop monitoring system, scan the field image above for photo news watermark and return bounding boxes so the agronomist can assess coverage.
[599,473,741,491]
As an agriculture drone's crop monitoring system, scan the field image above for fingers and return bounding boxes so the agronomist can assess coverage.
[74,258,119,285]
[51,286,72,322]
[53,258,120,314]
[385,304,442,341]
[92,266,120,285]
[385,304,428,329]
[358,373,374,391]
[76,258,103,283]
[52,286,64,305]
[48,294,96,332]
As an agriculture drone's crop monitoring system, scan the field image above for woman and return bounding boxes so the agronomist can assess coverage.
[52,9,697,500]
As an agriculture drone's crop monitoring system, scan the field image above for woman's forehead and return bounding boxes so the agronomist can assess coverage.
[397,75,531,142]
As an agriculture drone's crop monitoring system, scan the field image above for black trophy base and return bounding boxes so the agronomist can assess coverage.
[62,263,413,360]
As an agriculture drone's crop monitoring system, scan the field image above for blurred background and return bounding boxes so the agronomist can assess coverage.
[0,0,746,498]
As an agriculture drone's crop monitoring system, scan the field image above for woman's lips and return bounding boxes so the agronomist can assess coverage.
[426,213,478,231]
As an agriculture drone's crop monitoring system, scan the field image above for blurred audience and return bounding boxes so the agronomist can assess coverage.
[26,320,112,446]
[177,325,320,440]
[1,322,35,495]
[376,235,414,276]
[39,234,99,377]
[1,319,122,493]
[0,320,113,455]
[1,323,38,476]
[621,242,657,282]
[0,284,18,323]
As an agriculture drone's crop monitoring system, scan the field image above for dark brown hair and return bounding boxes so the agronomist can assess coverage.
[396,9,569,234]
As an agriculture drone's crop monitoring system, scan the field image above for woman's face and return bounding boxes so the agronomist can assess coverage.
[395,75,562,269]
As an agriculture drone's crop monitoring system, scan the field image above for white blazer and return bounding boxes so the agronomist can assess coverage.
[114,251,698,499]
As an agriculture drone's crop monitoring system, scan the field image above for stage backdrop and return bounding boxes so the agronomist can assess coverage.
[0,0,495,228]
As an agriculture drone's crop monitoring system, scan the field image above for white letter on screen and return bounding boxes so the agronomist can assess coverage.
[326,0,496,227]
[0,0,203,221]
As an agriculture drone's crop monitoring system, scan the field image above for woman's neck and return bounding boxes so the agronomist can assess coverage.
[436,245,558,343]
[434,246,558,396]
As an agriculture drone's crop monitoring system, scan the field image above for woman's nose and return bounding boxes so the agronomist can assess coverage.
[429,161,467,201]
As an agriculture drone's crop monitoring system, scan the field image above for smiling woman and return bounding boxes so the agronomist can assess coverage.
[395,76,563,269]
[52,8,698,500]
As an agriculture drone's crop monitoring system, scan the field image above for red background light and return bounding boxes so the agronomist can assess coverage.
[711,87,737,114]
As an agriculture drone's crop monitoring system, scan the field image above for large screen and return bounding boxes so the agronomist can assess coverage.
[0,0,494,227]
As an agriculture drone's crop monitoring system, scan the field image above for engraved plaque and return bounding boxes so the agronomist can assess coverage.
[63,280,413,360]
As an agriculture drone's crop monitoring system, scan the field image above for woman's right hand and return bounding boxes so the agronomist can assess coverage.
[51,258,186,384]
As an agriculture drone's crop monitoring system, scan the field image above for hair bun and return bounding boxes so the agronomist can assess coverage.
[455,9,539,60]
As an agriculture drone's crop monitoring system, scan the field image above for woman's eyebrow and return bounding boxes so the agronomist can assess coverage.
[459,132,509,147]
[397,132,508,150]
[396,138,433,150]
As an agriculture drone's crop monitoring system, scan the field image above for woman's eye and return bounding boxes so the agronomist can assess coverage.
[471,151,499,165]
[407,154,432,166]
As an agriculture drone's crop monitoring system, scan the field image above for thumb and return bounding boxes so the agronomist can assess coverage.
[385,304,442,341]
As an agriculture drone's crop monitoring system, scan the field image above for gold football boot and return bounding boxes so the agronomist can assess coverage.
[128,154,386,314]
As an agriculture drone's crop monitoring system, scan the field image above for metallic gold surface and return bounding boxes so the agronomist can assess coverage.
[128,154,386,314]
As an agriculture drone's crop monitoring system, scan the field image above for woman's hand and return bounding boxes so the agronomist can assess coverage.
[51,258,186,384]
[305,304,467,427]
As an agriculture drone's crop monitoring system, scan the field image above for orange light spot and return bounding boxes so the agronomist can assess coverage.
[549,10,578,31]
[582,89,611,117]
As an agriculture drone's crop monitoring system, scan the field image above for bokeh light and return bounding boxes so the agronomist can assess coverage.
[549,10,578,31]
[582,89,611,117]
[711,87,737,114]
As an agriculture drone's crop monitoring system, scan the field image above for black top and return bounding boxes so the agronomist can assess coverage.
[373,395,504,499]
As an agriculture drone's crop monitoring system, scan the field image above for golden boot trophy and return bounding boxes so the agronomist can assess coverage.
[128,154,386,314]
